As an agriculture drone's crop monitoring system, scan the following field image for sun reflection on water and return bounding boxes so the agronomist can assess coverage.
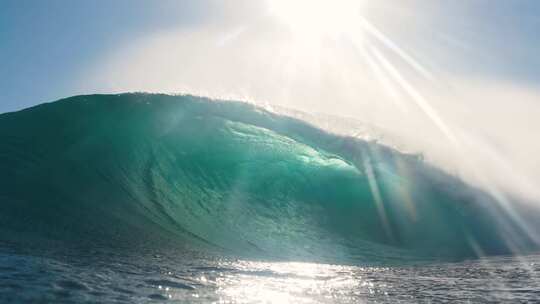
[150,260,387,304]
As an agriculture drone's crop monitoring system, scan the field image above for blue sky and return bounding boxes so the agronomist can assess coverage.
[1,0,539,113]
[1,0,211,112]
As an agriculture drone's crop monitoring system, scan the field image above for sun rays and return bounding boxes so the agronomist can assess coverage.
[91,1,540,261]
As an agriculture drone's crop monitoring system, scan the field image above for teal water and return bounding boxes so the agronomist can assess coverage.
[0,93,537,260]
[1,94,540,302]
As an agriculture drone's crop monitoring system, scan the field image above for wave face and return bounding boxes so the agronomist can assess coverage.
[0,94,536,262]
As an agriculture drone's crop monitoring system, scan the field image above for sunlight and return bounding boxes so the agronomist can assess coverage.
[266,0,366,38]
[213,260,366,303]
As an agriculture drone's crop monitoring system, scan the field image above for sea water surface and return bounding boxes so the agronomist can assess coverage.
[2,242,540,303]
[1,94,540,303]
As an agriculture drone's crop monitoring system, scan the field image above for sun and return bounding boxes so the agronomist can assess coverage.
[266,0,365,38]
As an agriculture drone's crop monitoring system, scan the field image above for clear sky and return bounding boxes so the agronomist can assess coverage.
[0,0,212,112]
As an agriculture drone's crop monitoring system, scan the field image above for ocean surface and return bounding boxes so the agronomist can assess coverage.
[2,242,540,303]
[1,93,539,303]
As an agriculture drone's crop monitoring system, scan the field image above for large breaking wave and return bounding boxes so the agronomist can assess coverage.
[0,93,537,263]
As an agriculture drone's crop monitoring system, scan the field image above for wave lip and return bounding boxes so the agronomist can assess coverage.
[0,93,537,262]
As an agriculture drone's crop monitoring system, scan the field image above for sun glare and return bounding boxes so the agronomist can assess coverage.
[267,0,365,38]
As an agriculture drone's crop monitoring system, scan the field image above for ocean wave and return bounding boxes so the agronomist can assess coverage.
[0,93,537,263]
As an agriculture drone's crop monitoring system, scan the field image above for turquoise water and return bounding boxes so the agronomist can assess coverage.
[1,93,539,302]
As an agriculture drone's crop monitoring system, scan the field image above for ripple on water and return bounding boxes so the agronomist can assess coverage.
[145,279,196,290]
[148,293,169,300]
[55,279,89,291]
[1,247,540,303]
